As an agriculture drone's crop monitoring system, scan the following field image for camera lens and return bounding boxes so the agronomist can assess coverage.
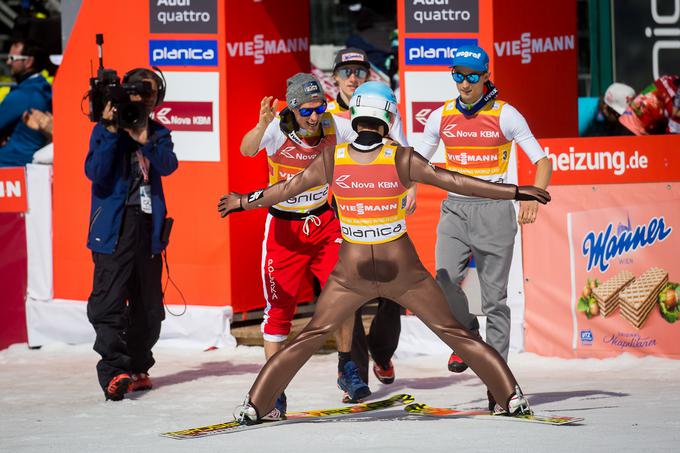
[118,102,147,129]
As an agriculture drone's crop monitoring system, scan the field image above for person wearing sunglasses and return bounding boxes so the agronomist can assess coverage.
[239,73,371,417]
[416,45,552,411]
[219,81,549,426]
[0,38,52,167]
[327,48,409,147]
[328,48,414,390]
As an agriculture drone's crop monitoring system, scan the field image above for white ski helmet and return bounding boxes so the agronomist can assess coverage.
[349,81,399,134]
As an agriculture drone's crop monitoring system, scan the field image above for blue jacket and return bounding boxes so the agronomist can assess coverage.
[85,120,178,254]
[0,73,52,167]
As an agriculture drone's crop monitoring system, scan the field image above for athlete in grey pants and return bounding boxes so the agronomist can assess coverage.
[417,45,552,410]
[435,197,517,360]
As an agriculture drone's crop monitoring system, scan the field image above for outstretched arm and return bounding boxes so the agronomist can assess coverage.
[395,147,550,203]
[218,149,331,217]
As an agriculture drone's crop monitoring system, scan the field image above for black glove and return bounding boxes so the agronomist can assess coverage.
[515,185,551,204]
[217,193,245,218]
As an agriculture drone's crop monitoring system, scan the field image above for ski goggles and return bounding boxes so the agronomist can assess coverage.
[297,102,327,117]
[451,71,485,84]
[336,67,369,80]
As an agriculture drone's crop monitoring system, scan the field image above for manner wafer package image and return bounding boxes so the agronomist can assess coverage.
[564,200,680,357]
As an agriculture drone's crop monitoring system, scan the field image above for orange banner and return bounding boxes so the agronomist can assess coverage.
[518,135,680,186]
[0,167,27,213]
[523,183,680,359]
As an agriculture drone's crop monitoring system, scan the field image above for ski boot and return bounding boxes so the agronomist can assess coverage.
[233,395,261,426]
[261,392,287,421]
[493,386,533,416]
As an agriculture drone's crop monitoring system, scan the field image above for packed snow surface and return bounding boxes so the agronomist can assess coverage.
[2,342,679,452]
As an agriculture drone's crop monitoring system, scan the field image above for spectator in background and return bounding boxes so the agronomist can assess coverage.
[619,75,679,135]
[583,83,635,137]
[384,28,399,91]
[0,38,52,167]
[670,90,680,134]
[22,108,53,163]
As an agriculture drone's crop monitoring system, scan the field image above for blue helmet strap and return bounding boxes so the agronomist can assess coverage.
[456,81,499,117]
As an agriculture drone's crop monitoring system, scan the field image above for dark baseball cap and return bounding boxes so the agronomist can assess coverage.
[333,48,370,72]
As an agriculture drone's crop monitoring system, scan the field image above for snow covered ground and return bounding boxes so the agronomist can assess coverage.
[2,342,679,452]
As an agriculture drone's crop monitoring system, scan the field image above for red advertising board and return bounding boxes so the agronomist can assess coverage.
[523,183,680,359]
[491,0,577,138]
[52,0,310,314]
[0,167,28,213]
[152,101,213,132]
[518,135,680,185]
[224,0,310,314]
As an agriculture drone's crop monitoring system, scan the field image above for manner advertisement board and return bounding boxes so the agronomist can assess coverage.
[523,183,680,359]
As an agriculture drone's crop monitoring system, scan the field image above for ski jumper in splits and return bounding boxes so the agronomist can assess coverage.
[219,82,550,423]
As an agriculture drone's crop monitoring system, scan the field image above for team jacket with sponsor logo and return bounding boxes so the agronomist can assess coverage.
[418,98,546,196]
[241,145,528,236]
[331,143,408,244]
[439,99,511,178]
[261,112,346,213]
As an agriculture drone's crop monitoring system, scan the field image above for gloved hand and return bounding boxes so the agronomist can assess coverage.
[515,186,551,204]
[217,193,245,218]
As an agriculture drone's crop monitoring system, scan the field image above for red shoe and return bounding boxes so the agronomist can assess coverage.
[129,373,153,392]
[372,360,395,385]
[105,373,132,401]
[447,352,469,373]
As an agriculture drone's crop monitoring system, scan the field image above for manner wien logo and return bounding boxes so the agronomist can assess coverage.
[581,216,672,272]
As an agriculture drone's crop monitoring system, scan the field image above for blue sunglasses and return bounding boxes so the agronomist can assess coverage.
[451,72,484,84]
[298,102,327,117]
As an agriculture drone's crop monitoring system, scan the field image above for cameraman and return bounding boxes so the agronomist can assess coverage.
[84,68,178,401]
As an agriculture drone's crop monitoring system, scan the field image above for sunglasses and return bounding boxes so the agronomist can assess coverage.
[336,67,368,80]
[451,72,484,84]
[7,54,30,63]
[298,102,327,117]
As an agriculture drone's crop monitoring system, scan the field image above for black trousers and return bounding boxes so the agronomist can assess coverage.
[350,298,402,383]
[87,206,164,391]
